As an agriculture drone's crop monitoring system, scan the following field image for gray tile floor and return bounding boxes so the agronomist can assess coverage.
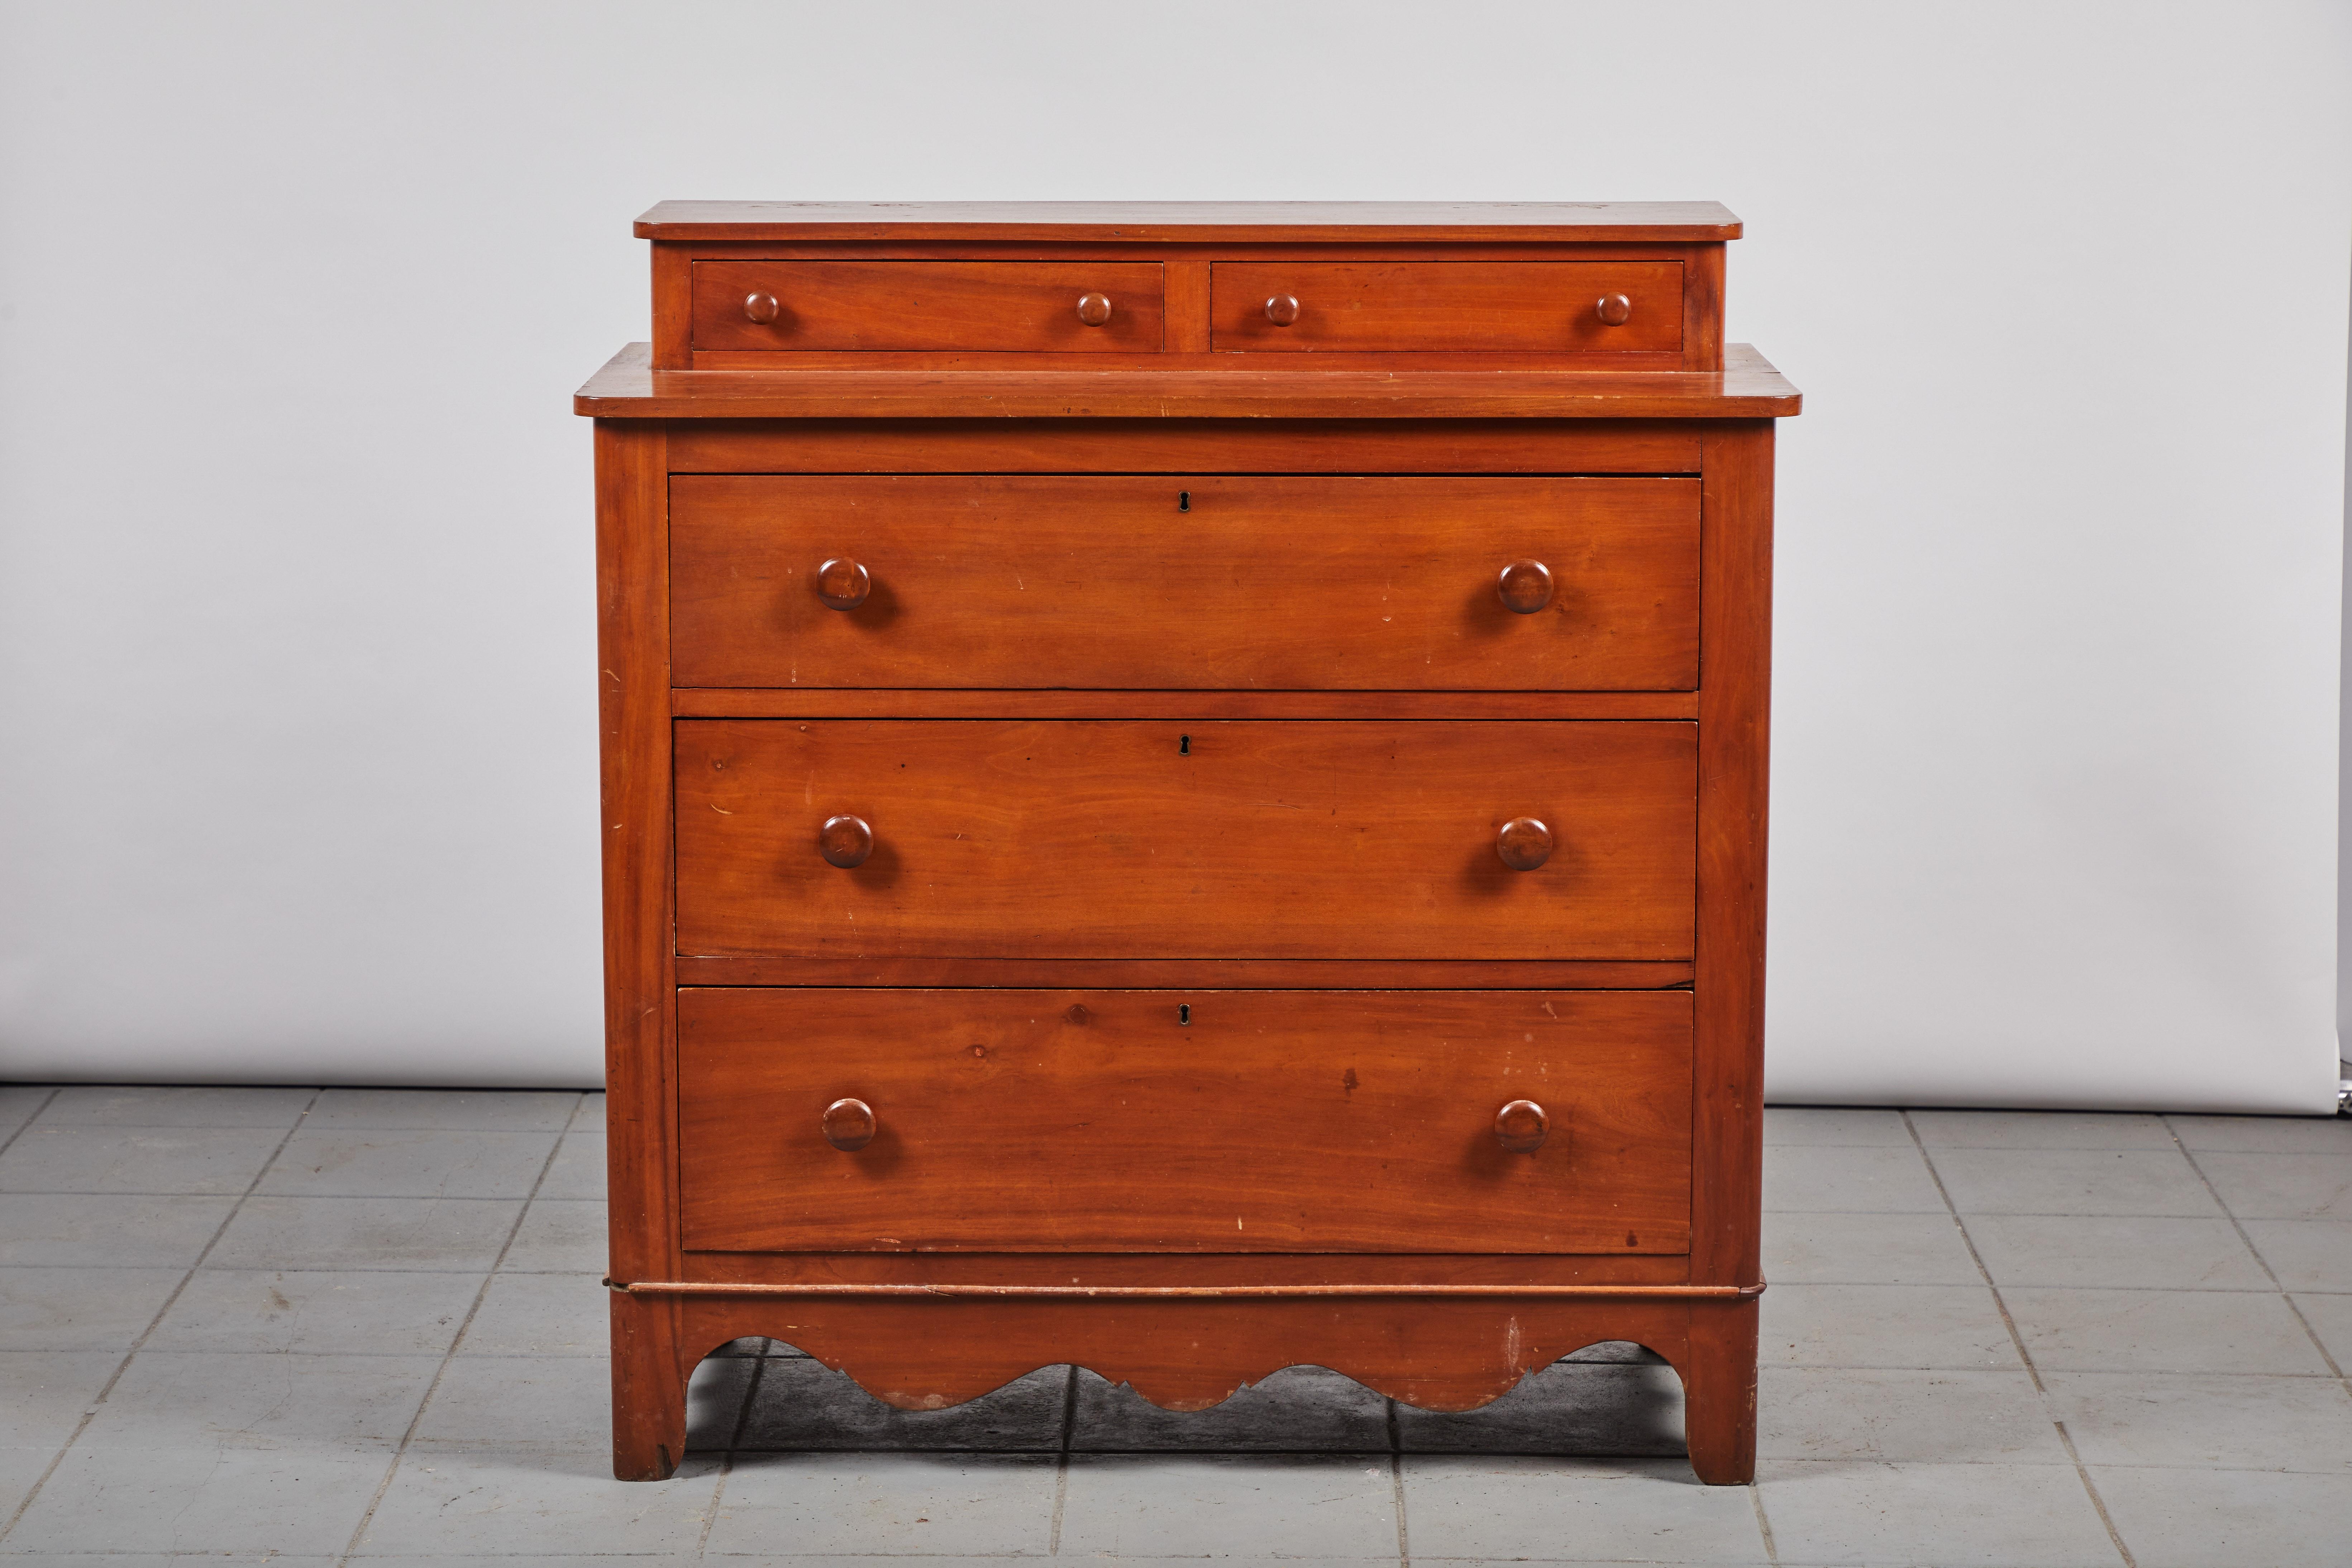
[0,1086,2344,1565]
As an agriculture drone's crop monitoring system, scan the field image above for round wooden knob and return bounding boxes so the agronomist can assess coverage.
[822,1097,876,1152]
[1265,294,1301,326]
[1076,292,1113,326]
[1595,293,1633,327]
[1495,1099,1549,1153]
[819,814,873,869]
[744,291,782,325]
[1497,560,1554,614]
[814,558,870,611]
[1496,817,1552,872]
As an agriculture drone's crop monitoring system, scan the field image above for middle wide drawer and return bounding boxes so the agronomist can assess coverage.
[675,719,1696,961]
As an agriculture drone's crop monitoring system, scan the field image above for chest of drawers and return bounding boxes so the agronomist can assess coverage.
[577,201,1799,1484]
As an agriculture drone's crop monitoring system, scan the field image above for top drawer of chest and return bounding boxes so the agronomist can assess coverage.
[669,475,1700,692]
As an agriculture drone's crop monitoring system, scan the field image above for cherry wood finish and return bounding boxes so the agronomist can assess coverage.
[588,340,1797,416]
[673,720,1697,961]
[1212,262,1682,355]
[663,419,1705,474]
[587,201,1790,1486]
[691,260,1164,354]
[668,475,1700,692]
[670,689,1699,721]
[675,956,1695,989]
[677,988,1692,1254]
[636,200,1744,242]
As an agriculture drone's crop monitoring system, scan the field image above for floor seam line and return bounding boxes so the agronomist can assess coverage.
[1903,1111,2136,1568]
[0,1086,323,1549]
[1387,1395,1409,1567]
[699,1349,765,1558]
[1750,1479,1782,1565]
[2052,1418,2139,1568]
[2162,1114,2351,1383]
[1049,1363,1077,1554]
[331,1090,592,1568]
[0,1090,62,1161]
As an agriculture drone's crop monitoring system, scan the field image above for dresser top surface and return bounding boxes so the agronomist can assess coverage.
[574,341,1799,419]
[635,201,1743,243]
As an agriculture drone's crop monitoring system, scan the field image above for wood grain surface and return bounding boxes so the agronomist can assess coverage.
[663,418,1702,475]
[672,720,1697,961]
[1212,262,1681,354]
[573,341,1803,420]
[635,200,1742,242]
[669,475,1699,691]
[690,260,1164,353]
[676,988,1692,1253]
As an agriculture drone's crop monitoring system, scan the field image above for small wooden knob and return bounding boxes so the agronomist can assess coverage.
[744,291,782,324]
[815,558,870,611]
[819,814,873,869]
[1595,293,1633,327]
[1265,294,1301,326]
[822,1097,876,1152]
[1076,292,1113,326]
[1497,560,1554,614]
[1496,817,1552,872]
[1495,1099,1549,1153]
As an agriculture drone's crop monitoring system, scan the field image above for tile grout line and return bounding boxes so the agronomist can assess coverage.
[0,1086,325,1548]
[1047,1362,1078,1554]
[2160,1114,2350,1385]
[1900,1110,2138,1568]
[332,1091,593,1568]
[1385,1396,1409,1568]
[697,1345,767,1559]
[1749,1481,1781,1565]
[0,1089,62,1161]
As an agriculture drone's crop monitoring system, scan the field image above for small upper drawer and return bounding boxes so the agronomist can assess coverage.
[691,260,1165,352]
[1212,261,1681,353]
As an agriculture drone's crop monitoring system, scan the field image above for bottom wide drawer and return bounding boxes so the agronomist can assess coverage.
[677,988,1693,1254]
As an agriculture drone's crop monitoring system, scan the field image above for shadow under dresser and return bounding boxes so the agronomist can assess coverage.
[576,200,1801,1483]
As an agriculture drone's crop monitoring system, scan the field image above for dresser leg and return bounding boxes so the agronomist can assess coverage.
[1680,1298,1759,1485]
[610,1290,687,1481]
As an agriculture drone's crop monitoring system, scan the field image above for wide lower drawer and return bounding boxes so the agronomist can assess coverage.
[1212,261,1683,353]
[690,260,1165,352]
[673,720,1697,960]
[677,988,1694,1253]
[669,476,1700,690]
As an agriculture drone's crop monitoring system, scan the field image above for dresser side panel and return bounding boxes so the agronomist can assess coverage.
[596,420,680,1279]
[1691,422,1773,1286]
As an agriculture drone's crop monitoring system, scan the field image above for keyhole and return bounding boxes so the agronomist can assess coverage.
[1178,1004,1191,1026]
[1178,491,1190,512]
[1178,734,1190,756]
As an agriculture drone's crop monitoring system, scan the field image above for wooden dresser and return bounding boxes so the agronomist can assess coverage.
[578,201,1799,1484]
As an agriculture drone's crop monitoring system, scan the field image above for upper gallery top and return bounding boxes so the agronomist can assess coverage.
[639,200,1743,374]
[635,201,1743,242]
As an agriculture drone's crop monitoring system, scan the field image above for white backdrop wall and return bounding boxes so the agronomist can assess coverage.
[0,1,2345,1109]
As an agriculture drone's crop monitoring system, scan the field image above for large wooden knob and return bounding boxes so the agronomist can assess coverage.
[822,1098,876,1152]
[1076,292,1113,326]
[1495,1099,1549,1153]
[819,814,873,869]
[815,558,870,611]
[1265,294,1301,326]
[744,291,782,324]
[1595,293,1633,326]
[1496,817,1552,871]
[1497,560,1554,614]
